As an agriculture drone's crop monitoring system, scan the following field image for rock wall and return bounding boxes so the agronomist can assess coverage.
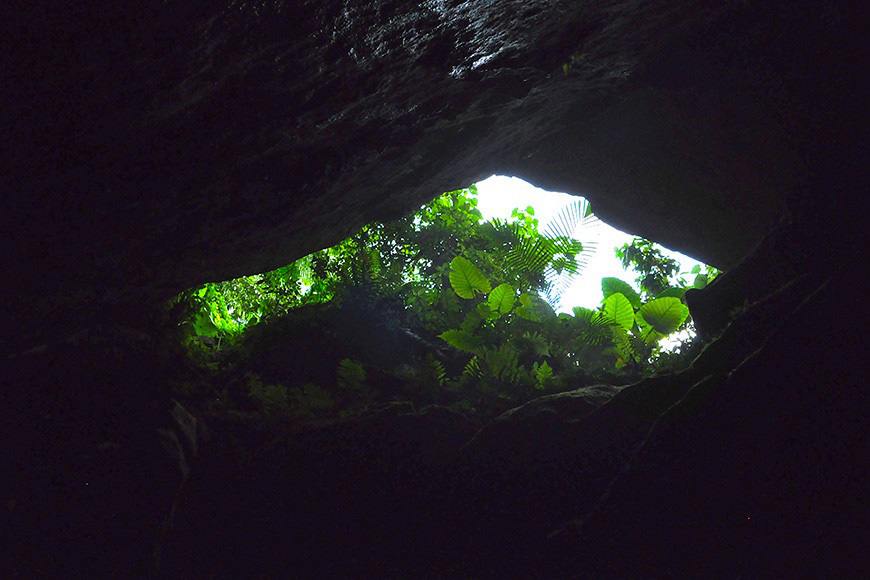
[4,1,861,349]
[2,1,864,576]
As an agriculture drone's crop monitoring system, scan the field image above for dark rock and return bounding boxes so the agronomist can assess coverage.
[5,1,862,349]
[444,383,628,572]
[545,271,867,578]
[166,403,478,577]
[1,329,199,576]
[2,1,865,577]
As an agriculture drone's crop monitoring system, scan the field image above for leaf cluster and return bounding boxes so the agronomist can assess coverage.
[169,186,714,419]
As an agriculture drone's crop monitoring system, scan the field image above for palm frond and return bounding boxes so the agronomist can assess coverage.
[540,198,602,309]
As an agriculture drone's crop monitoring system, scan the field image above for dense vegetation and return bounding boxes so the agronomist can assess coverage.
[167,186,718,420]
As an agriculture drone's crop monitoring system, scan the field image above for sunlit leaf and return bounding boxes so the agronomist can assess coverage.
[639,297,689,335]
[601,277,642,308]
[449,256,491,299]
[602,293,634,330]
[533,361,553,387]
[654,287,686,300]
[193,312,219,337]
[637,322,666,345]
[488,283,516,314]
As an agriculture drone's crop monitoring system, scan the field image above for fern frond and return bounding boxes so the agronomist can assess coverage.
[480,344,521,383]
[519,331,550,356]
[572,307,614,345]
[463,356,482,378]
[609,326,635,367]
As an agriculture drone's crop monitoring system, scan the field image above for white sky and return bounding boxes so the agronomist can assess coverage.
[475,175,707,312]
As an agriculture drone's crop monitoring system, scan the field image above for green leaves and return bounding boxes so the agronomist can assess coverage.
[449,256,491,299]
[654,287,686,300]
[476,302,499,321]
[337,359,367,390]
[516,292,555,322]
[532,361,553,387]
[515,293,538,321]
[638,297,689,335]
[519,331,550,356]
[438,329,483,353]
[171,180,715,419]
[601,277,641,308]
[609,326,635,367]
[488,283,516,314]
[602,293,635,330]
[193,312,219,337]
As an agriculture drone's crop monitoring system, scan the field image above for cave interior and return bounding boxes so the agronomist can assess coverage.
[2,1,866,577]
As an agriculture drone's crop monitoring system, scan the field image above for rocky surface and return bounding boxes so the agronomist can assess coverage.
[547,273,866,577]
[1,329,200,576]
[165,403,479,577]
[5,1,861,350]
[3,1,865,577]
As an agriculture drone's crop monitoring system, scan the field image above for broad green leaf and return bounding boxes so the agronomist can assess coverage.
[488,283,516,314]
[438,329,483,353]
[637,322,666,345]
[449,256,491,299]
[655,287,686,301]
[193,312,219,337]
[601,278,641,308]
[639,297,689,335]
[693,274,709,289]
[602,293,635,330]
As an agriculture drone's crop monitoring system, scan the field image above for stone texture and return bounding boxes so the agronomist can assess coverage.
[4,1,861,350]
[165,403,478,577]
[2,1,865,576]
[1,330,200,576]
[546,273,867,577]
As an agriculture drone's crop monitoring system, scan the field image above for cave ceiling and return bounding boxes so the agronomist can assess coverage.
[3,1,858,342]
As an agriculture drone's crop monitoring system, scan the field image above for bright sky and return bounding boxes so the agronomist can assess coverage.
[475,175,707,313]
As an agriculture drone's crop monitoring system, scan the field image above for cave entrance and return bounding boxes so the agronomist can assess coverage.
[167,177,719,422]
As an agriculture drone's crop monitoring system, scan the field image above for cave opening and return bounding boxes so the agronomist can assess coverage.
[5,1,864,576]
[165,176,719,427]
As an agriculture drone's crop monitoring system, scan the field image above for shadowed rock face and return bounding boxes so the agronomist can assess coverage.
[2,2,864,577]
[4,1,860,348]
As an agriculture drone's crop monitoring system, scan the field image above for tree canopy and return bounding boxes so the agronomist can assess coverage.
[167,185,718,419]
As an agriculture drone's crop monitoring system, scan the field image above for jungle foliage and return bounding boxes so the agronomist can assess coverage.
[168,185,717,419]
